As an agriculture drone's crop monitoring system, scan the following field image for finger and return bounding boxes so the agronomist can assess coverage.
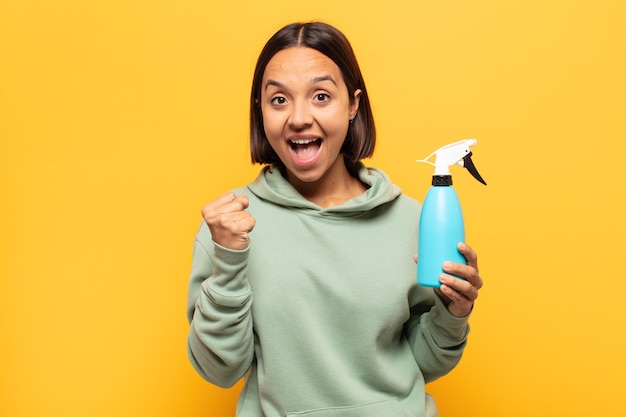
[241,217,256,234]
[232,212,256,233]
[442,262,480,282]
[209,211,256,250]
[440,274,479,302]
[236,194,250,208]
[443,261,482,289]
[438,283,475,317]
[216,195,250,215]
[438,284,468,307]
[201,192,236,217]
[210,192,239,209]
[202,193,250,220]
[458,242,478,269]
[217,210,253,230]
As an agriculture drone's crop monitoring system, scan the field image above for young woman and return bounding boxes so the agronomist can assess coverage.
[187,22,483,417]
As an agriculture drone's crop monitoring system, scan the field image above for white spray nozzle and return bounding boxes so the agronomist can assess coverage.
[417,139,486,185]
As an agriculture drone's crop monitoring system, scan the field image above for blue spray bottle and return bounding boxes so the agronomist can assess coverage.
[416,139,486,288]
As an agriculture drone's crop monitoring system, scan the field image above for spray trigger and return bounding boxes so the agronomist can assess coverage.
[417,139,487,185]
[462,152,487,185]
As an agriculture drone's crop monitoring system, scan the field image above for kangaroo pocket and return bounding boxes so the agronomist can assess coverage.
[285,399,405,417]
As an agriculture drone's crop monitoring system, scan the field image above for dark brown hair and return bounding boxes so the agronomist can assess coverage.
[249,22,376,174]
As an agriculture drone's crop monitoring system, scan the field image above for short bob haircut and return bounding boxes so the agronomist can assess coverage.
[249,22,376,175]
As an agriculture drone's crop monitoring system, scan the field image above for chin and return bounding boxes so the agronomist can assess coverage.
[285,166,326,184]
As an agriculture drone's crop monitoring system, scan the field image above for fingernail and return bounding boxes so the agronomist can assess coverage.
[443,262,452,270]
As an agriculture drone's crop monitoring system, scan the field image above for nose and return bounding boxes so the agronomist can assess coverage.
[288,99,313,129]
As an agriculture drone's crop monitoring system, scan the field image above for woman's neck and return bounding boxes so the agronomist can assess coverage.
[285,159,367,208]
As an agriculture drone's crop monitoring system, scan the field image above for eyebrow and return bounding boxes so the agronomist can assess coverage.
[312,75,338,86]
[264,79,285,90]
[264,75,338,90]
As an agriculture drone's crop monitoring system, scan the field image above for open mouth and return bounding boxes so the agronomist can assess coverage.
[289,138,322,161]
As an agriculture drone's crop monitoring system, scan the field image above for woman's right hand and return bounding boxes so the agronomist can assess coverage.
[201,192,256,251]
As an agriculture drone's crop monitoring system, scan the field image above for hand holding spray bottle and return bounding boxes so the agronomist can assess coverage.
[416,139,486,287]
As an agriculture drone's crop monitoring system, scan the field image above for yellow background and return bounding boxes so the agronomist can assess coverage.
[2,0,625,416]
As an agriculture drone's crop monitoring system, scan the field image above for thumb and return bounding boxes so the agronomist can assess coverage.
[236,194,250,209]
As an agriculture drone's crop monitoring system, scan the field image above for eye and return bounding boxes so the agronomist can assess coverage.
[314,93,331,103]
[270,96,287,105]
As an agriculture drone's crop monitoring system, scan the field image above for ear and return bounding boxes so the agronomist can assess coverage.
[350,89,362,120]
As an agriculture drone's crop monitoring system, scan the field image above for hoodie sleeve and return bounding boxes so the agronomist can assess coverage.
[186,221,255,388]
[404,291,470,383]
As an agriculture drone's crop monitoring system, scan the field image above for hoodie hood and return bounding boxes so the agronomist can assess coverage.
[247,163,402,216]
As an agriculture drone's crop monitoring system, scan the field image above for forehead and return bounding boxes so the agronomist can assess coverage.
[263,47,344,83]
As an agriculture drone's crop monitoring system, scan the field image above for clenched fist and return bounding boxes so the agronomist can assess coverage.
[201,192,256,251]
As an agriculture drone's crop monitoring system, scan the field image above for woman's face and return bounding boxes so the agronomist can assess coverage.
[260,47,360,187]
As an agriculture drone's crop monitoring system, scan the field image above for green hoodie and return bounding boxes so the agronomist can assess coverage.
[187,164,470,417]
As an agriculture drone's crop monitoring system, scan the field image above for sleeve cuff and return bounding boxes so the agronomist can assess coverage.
[201,242,252,308]
[428,295,471,347]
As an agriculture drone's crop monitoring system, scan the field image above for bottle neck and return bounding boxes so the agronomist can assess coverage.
[432,175,452,186]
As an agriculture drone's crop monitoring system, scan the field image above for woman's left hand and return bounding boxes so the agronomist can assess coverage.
[434,242,483,317]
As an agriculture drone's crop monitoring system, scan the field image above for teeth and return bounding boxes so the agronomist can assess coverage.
[289,139,318,145]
